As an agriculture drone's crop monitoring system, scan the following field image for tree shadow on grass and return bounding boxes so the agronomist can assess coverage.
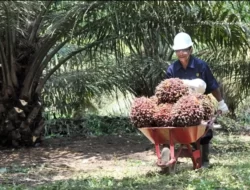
[0,134,153,166]
[1,132,249,189]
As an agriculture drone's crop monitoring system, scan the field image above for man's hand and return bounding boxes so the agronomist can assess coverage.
[218,100,229,114]
[181,78,207,94]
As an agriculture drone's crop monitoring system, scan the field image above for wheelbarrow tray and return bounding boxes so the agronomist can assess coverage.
[138,123,209,171]
[138,123,207,145]
[137,112,220,172]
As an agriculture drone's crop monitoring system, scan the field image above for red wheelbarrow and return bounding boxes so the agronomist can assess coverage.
[138,112,220,173]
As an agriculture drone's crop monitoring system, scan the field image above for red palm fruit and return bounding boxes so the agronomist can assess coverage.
[155,78,189,104]
[195,94,215,120]
[153,103,173,126]
[170,94,204,127]
[130,96,156,128]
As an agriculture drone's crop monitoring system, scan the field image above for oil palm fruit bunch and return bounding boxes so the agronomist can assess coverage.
[170,94,204,127]
[130,96,156,128]
[153,103,173,126]
[149,95,159,105]
[207,94,218,112]
[195,94,216,120]
[155,78,189,104]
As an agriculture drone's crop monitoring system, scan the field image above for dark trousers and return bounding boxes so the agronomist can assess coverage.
[192,128,213,149]
[200,129,213,145]
[200,128,213,164]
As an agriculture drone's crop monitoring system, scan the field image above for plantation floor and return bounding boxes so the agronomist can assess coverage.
[0,131,250,189]
[0,133,156,186]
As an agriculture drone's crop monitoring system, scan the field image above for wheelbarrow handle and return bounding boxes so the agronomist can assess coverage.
[206,110,222,129]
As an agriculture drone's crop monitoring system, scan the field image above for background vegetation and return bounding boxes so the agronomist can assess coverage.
[0,1,250,189]
[40,1,250,133]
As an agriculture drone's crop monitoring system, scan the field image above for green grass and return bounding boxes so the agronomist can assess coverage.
[1,132,250,190]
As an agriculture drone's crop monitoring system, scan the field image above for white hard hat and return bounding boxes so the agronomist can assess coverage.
[172,32,193,50]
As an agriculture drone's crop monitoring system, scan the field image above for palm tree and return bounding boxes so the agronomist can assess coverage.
[0,1,118,146]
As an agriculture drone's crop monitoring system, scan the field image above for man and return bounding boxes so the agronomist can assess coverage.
[166,32,229,168]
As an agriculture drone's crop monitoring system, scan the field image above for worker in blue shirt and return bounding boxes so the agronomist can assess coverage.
[166,32,229,168]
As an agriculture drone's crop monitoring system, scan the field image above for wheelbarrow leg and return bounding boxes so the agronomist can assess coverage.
[169,134,177,166]
[154,143,161,162]
[191,141,202,169]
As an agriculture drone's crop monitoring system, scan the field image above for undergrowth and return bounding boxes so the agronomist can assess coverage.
[1,133,250,190]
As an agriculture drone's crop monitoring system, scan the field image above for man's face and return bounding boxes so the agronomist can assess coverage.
[175,47,192,63]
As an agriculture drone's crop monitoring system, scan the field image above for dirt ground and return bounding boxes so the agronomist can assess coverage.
[0,134,163,186]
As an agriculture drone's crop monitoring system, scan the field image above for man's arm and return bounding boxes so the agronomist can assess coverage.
[211,88,229,114]
[201,63,229,114]
[211,88,223,102]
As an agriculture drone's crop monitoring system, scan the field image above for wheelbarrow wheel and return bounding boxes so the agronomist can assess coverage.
[160,147,176,174]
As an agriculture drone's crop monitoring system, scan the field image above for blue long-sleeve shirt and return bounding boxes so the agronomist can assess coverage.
[166,56,219,94]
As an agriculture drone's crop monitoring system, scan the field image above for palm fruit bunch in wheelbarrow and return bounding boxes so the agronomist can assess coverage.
[153,103,174,126]
[194,94,217,120]
[130,96,156,128]
[130,78,216,128]
[155,78,189,104]
[170,94,204,126]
